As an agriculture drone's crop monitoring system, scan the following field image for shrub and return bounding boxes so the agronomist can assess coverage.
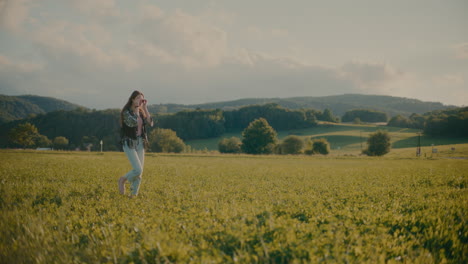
[218,137,242,154]
[280,135,304,154]
[149,128,185,153]
[311,138,330,155]
[363,130,391,156]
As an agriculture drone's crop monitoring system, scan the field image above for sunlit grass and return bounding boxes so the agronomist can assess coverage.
[1,148,467,263]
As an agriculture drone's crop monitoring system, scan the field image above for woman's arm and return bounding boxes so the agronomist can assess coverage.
[144,111,154,127]
[142,102,154,127]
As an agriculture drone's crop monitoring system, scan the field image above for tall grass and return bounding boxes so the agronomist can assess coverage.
[1,149,467,263]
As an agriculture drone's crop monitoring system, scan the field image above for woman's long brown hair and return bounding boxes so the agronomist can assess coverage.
[120,90,147,127]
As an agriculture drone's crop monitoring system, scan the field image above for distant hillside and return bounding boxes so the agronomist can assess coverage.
[1,93,453,124]
[0,95,83,123]
[149,94,452,117]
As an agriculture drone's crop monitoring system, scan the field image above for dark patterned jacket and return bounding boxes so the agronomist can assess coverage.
[121,109,153,149]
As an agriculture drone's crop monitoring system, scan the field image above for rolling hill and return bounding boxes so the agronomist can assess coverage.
[0,95,83,123]
[1,93,454,125]
[149,94,453,117]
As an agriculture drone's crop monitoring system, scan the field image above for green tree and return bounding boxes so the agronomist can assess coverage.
[218,137,242,154]
[8,122,40,148]
[53,136,69,150]
[149,128,185,153]
[279,135,304,154]
[35,135,52,148]
[363,130,391,156]
[241,118,278,154]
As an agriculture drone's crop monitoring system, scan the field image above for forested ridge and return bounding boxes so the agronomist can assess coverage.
[2,93,452,123]
[149,94,452,116]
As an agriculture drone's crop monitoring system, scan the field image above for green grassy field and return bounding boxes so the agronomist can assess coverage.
[0,147,467,263]
[0,145,468,263]
[186,123,468,153]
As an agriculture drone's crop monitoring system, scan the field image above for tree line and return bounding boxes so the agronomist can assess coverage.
[341,109,388,123]
[0,104,339,150]
[6,115,391,156]
[1,108,121,151]
[2,103,464,152]
[154,103,339,141]
[387,107,468,137]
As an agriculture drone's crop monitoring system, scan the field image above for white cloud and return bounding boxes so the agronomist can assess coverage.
[30,19,139,72]
[0,54,44,96]
[71,0,119,18]
[0,0,31,32]
[455,43,468,59]
[134,9,228,68]
[247,26,289,40]
[434,74,465,86]
[138,3,164,20]
[423,74,467,106]
[1,1,466,108]
[0,54,42,72]
[340,62,404,92]
[337,62,467,106]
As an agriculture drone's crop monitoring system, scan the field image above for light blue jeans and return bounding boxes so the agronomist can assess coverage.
[123,137,145,196]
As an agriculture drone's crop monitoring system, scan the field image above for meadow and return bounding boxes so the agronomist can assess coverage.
[0,147,467,263]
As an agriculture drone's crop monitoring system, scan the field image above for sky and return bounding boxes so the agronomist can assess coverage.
[0,0,467,109]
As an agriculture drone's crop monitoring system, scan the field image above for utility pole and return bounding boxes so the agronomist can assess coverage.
[360,130,363,152]
[416,132,421,157]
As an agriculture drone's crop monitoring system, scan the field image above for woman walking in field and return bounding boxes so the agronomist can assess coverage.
[118,90,153,197]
